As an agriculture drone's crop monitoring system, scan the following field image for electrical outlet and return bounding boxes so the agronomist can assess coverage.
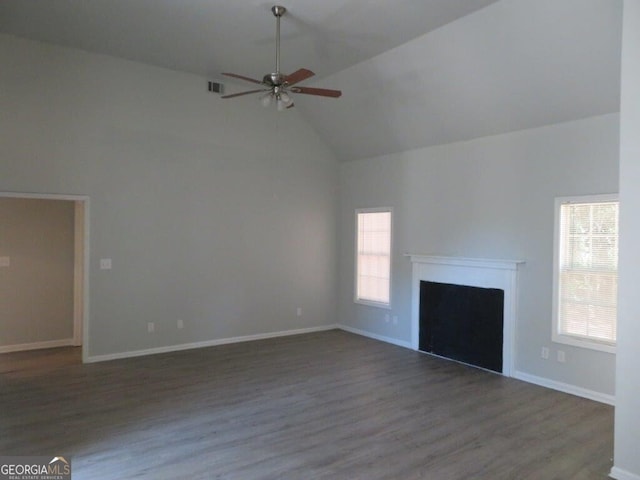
[100,258,112,270]
[147,322,155,333]
[392,315,398,325]
[384,313,390,323]
[541,347,549,359]
[557,350,566,363]
[296,307,302,317]
[177,319,184,329]
[0,256,10,267]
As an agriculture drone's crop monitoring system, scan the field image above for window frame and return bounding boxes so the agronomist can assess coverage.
[552,193,618,354]
[354,207,393,309]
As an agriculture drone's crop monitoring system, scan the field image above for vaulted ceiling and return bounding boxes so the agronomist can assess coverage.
[0,0,622,161]
[0,0,499,80]
[299,0,623,161]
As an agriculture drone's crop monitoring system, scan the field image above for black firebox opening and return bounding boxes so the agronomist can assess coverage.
[419,280,504,373]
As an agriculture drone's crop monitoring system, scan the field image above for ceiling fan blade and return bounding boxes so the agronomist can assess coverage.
[290,86,342,98]
[222,73,264,85]
[285,68,315,86]
[221,89,266,99]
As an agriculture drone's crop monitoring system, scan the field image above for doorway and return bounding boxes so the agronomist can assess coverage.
[0,192,89,362]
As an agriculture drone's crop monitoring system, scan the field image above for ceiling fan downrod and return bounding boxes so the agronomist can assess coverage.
[272,5,286,76]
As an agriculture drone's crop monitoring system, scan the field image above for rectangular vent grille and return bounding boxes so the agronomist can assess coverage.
[208,81,224,95]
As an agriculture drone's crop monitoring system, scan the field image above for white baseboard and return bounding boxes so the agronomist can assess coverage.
[0,338,75,354]
[610,466,640,480]
[85,325,616,408]
[513,370,615,406]
[336,324,412,349]
[86,325,339,363]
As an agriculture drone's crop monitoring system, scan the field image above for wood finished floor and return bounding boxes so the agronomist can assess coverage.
[0,330,613,479]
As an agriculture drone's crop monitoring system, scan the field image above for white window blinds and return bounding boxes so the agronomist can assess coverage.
[556,198,618,345]
[356,209,391,306]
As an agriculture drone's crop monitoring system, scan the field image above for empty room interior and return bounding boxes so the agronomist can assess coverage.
[1,0,640,479]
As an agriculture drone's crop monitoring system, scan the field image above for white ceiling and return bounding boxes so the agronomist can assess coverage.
[0,0,623,162]
[0,0,499,80]
[299,0,623,161]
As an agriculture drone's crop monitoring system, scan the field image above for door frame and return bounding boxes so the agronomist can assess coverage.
[0,191,90,361]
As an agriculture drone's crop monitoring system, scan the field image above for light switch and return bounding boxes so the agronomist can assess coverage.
[100,258,112,270]
[0,256,10,267]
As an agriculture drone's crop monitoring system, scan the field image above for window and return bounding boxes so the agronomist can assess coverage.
[553,195,618,352]
[355,208,392,307]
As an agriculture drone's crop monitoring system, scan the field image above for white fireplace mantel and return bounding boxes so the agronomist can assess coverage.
[406,254,525,377]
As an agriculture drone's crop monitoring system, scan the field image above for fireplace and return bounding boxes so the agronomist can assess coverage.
[420,281,504,373]
[407,255,524,376]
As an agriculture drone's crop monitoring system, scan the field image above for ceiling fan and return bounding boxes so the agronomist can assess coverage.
[221,5,342,110]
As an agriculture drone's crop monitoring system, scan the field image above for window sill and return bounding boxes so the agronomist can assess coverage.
[552,333,616,354]
[355,298,391,310]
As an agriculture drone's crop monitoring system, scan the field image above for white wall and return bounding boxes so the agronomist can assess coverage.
[0,197,75,349]
[339,114,619,397]
[0,34,339,359]
[612,1,640,478]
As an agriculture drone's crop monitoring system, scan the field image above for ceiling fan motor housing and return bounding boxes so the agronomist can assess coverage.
[263,72,286,86]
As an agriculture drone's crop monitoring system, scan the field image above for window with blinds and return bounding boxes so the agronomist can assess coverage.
[355,209,392,307]
[553,195,618,351]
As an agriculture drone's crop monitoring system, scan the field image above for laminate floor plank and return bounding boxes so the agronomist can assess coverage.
[0,330,613,479]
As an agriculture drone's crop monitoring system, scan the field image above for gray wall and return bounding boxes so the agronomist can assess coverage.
[0,34,339,358]
[0,197,75,348]
[339,113,619,397]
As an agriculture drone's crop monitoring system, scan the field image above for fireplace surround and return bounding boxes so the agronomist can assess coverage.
[407,255,524,377]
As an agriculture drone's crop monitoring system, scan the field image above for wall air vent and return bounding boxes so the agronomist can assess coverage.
[208,81,225,95]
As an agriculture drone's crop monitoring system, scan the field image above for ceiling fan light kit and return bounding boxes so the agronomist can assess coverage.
[220,5,342,110]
